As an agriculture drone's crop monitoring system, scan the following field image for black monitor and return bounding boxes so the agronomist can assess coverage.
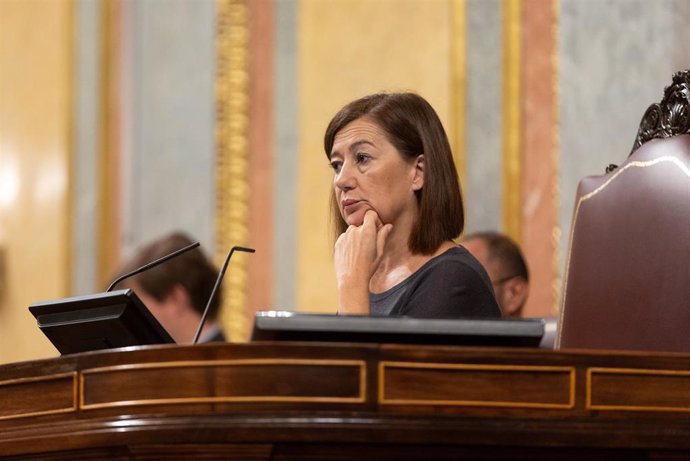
[29,289,175,355]
[251,312,544,347]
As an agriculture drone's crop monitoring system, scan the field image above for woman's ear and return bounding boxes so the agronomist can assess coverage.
[411,155,425,191]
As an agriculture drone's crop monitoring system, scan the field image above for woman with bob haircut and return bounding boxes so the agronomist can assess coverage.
[325,92,501,318]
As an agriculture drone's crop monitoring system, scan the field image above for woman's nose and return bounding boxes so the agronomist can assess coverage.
[335,162,356,191]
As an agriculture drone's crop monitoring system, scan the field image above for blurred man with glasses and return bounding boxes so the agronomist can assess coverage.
[462,231,529,318]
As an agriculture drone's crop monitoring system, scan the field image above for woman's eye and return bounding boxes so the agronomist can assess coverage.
[330,161,342,173]
[355,153,370,164]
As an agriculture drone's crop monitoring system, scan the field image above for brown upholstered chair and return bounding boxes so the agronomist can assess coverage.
[556,70,690,352]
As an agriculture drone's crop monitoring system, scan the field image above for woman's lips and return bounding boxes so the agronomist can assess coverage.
[342,199,362,215]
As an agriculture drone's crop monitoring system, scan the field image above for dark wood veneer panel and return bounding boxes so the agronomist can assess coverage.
[589,368,690,411]
[381,362,573,408]
[82,360,364,408]
[0,373,75,420]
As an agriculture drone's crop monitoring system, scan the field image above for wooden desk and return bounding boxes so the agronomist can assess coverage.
[2,342,690,459]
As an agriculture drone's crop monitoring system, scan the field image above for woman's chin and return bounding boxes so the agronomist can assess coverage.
[344,210,367,227]
[345,216,364,227]
[343,205,379,227]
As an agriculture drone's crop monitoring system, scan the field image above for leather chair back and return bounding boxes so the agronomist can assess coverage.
[557,71,690,352]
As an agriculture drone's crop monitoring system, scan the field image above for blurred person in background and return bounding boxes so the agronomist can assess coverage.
[112,232,226,344]
[462,231,529,318]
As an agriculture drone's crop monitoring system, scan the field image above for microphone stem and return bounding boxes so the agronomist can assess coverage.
[106,242,200,292]
[193,246,255,344]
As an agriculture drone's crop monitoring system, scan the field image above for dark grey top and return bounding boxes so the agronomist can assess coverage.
[369,246,501,319]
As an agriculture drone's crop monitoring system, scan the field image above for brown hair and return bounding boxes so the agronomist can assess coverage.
[324,92,464,254]
[113,232,221,320]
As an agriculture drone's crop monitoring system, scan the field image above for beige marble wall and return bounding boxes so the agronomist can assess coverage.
[0,0,73,363]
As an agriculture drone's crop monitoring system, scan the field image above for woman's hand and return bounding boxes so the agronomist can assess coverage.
[334,209,393,314]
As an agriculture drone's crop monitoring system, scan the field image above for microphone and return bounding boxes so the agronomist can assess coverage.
[193,245,256,344]
[107,241,200,292]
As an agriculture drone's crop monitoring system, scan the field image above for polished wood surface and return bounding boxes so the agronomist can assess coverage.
[3,342,690,459]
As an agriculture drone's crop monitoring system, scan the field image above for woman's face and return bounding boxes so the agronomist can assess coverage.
[329,117,424,227]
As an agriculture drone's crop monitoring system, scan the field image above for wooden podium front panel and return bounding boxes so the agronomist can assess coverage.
[3,343,690,459]
[379,362,574,409]
[81,359,365,409]
[588,367,690,412]
[0,372,76,420]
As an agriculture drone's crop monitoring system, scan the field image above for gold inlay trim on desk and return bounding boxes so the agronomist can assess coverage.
[379,361,575,409]
[80,359,366,410]
[588,367,690,413]
[556,156,690,348]
[0,372,77,421]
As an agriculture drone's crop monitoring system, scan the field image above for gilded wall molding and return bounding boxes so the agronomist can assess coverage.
[502,0,522,242]
[98,0,121,290]
[551,0,562,315]
[215,0,250,341]
[450,0,466,183]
